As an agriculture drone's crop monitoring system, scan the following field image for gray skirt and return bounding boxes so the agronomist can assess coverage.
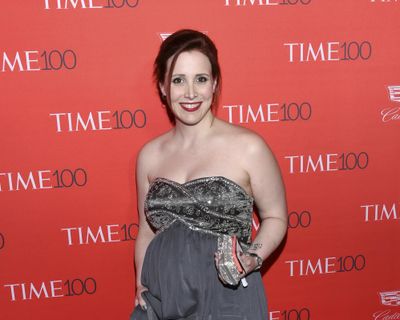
[130,221,268,320]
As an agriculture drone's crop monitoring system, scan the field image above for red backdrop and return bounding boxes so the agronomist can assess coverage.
[1,1,399,319]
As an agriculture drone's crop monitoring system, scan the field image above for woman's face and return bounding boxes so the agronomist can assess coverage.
[161,50,217,126]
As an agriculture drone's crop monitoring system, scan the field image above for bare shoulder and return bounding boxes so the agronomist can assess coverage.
[241,128,273,158]
[136,131,172,179]
[138,129,173,156]
[216,119,272,156]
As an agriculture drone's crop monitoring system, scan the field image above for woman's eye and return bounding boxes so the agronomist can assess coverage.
[172,77,183,84]
[197,76,208,83]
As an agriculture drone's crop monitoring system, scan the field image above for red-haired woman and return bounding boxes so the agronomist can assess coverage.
[131,29,287,320]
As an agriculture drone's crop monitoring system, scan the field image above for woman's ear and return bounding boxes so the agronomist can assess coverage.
[213,79,217,93]
[159,82,166,97]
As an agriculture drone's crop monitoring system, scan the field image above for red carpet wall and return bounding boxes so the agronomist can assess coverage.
[1,1,399,319]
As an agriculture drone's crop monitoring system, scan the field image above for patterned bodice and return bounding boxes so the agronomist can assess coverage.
[144,176,254,245]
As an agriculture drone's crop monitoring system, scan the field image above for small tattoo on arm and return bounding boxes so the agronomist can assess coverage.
[250,243,262,250]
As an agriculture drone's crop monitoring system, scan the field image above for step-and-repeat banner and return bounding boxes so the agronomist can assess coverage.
[1,1,399,319]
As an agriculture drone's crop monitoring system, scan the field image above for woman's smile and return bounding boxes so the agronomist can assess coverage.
[179,101,203,112]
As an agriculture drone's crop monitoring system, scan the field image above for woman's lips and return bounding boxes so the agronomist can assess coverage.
[179,102,202,112]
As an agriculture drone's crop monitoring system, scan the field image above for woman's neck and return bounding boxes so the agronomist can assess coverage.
[172,113,217,148]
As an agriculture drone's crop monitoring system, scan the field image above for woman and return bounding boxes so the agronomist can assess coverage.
[131,29,287,320]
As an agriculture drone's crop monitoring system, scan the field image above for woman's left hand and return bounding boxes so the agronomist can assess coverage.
[237,251,259,275]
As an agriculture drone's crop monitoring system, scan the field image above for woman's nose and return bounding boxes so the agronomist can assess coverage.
[184,83,197,99]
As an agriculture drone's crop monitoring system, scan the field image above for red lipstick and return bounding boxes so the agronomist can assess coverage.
[179,102,202,112]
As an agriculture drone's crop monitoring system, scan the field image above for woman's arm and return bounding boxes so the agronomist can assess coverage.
[240,133,288,271]
[134,144,156,307]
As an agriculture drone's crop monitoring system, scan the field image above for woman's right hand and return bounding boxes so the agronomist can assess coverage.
[135,285,149,310]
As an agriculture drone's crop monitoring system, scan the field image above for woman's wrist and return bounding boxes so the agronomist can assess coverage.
[244,251,263,270]
[246,242,265,270]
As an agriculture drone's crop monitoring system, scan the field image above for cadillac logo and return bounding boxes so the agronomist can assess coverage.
[388,85,400,103]
[379,290,400,307]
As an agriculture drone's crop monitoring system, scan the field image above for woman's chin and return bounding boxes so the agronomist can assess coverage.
[173,109,213,126]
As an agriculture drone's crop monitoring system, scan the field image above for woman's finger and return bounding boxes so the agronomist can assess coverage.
[217,271,227,285]
[136,287,148,310]
[214,252,219,264]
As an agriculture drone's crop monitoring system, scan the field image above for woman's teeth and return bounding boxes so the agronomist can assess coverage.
[179,102,202,111]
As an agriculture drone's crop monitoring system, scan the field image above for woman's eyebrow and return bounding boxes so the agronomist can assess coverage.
[172,73,211,76]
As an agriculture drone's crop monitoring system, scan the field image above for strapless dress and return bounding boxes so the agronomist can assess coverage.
[130,176,268,320]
